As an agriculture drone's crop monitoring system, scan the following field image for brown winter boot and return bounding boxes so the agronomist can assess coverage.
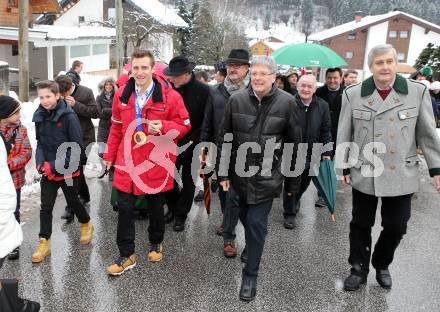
[80,221,94,245]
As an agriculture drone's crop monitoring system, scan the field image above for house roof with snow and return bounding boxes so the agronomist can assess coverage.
[0,25,115,47]
[126,0,187,28]
[309,11,440,42]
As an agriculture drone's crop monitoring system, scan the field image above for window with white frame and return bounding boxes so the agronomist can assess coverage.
[346,51,353,59]
[70,45,91,58]
[400,31,408,38]
[397,53,405,62]
[93,44,107,55]
[389,31,397,38]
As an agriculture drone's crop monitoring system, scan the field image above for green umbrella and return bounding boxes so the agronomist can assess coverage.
[110,186,148,210]
[312,160,337,221]
[271,43,347,68]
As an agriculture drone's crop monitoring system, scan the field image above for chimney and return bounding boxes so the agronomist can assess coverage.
[355,11,363,23]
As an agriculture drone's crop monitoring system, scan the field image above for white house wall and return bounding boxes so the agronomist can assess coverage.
[54,0,104,26]
[407,24,440,66]
[363,21,389,77]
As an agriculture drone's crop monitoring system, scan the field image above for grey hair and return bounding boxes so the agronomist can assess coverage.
[250,56,277,73]
[367,44,397,67]
[297,74,317,88]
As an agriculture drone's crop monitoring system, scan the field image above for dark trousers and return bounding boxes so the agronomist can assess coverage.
[239,196,274,279]
[39,176,90,239]
[117,191,165,257]
[77,165,90,202]
[165,146,196,222]
[223,186,244,242]
[66,165,90,214]
[349,188,412,273]
[14,189,21,223]
[283,170,313,218]
[218,183,226,214]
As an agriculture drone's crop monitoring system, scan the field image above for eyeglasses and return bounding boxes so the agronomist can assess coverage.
[226,63,247,69]
[250,72,275,78]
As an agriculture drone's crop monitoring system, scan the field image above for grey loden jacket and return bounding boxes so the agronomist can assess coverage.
[336,74,440,197]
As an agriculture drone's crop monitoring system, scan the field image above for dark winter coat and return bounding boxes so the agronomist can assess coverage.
[294,94,332,168]
[66,69,81,86]
[173,74,210,147]
[70,84,99,150]
[217,85,302,205]
[315,85,344,142]
[200,82,230,145]
[33,100,84,180]
[96,78,116,144]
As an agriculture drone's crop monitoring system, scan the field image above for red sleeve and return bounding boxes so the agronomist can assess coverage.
[8,126,32,171]
[161,90,191,140]
[103,91,124,162]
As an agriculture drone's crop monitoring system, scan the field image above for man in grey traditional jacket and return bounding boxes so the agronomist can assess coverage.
[336,44,440,291]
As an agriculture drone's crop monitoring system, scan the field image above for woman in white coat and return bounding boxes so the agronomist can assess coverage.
[0,139,40,311]
[0,137,21,264]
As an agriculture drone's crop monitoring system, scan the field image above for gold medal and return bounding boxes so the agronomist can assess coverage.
[133,131,147,145]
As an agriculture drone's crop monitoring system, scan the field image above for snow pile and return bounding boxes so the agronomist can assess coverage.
[20,97,42,198]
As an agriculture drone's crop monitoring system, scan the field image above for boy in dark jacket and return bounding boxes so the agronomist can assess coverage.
[31,80,93,264]
[55,75,98,222]
[0,95,32,260]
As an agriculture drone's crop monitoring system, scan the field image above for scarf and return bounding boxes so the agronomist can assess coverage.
[223,72,250,95]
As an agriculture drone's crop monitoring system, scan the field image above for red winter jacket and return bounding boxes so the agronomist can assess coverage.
[104,76,191,195]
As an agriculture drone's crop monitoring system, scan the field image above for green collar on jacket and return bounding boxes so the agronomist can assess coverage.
[361,74,408,97]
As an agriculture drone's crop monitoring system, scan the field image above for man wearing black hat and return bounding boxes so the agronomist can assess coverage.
[200,49,250,257]
[164,56,210,232]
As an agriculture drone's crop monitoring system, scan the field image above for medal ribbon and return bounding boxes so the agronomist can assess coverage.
[134,82,155,132]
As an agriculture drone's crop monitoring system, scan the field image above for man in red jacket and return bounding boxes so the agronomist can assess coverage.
[104,50,191,276]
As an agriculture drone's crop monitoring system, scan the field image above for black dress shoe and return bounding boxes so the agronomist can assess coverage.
[164,211,174,224]
[315,197,327,208]
[376,269,392,289]
[61,210,74,223]
[343,264,368,291]
[239,276,257,302]
[20,299,40,312]
[194,190,204,202]
[283,216,296,230]
[8,247,19,260]
[173,219,185,232]
[240,247,247,264]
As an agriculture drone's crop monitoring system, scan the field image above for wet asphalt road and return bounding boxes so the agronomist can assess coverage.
[2,160,440,312]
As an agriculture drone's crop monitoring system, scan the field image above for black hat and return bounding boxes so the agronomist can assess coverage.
[225,49,250,65]
[0,95,20,119]
[163,56,196,77]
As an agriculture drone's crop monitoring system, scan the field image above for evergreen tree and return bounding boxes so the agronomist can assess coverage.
[176,0,192,56]
[301,0,314,42]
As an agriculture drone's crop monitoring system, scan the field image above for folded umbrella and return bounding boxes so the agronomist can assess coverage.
[312,160,337,221]
[200,147,211,215]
